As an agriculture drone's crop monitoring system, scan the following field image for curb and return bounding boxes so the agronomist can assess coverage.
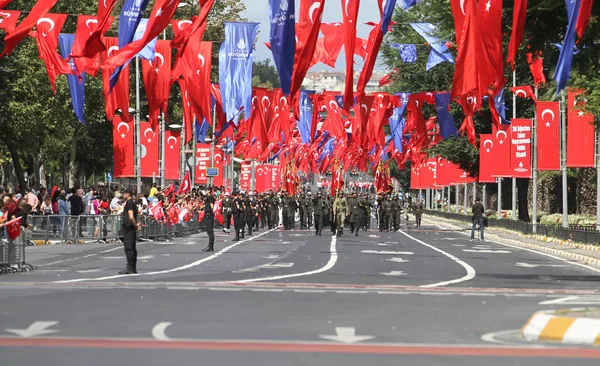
[423,216,600,268]
[522,309,600,345]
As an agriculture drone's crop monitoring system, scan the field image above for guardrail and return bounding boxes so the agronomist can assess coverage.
[425,210,600,246]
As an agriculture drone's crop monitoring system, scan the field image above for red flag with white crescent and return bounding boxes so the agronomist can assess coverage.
[536,101,560,171]
[164,129,181,180]
[142,40,172,131]
[33,13,72,93]
[491,123,511,177]
[567,90,595,167]
[341,0,360,111]
[183,41,212,139]
[0,0,59,57]
[70,0,117,60]
[510,85,537,102]
[0,10,20,34]
[150,201,165,222]
[113,115,135,178]
[140,122,159,177]
[101,37,130,121]
[72,15,109,77]
[479,134,496,183]
[449,0,466,47]
[178,170,192,194]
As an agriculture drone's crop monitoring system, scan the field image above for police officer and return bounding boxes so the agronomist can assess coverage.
[202,189,216,252]
[313,191,325,236]
[347,192,361,236]
[245,192,254,236]
[222,192,233,234]
[119,188,139,274]
[232,191,245,241]
[306,192,314,228]
[333,192,348,237]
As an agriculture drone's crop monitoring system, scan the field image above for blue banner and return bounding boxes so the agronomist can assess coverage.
[110,0,150,91]
[495,89,510,124]
[554,0,581,94]
[381,0,398,35]
[410,23,454,70]
[434,93,458,140]
[298,90,315,144]
[391,44,417,63]
[59,34,86,125]
[390,92,410,152]
[269,0,296,95]
[197,96,215,142]
[219,22,260,124]
[133,19,157,61]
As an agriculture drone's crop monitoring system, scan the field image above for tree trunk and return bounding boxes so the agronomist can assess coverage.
[68,126,80,188]
[5,140,27,194]
[517,178,530,222]
[31,144,40,188]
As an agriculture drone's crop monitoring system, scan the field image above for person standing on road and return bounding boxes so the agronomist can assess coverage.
[414,200,424,228]
[232,191,245,242]
[391,195,402,231]
[119,188,139,275]
[347,192,360,236]
[471,198,485,241]
[202,189,216,252]
[313,191,325,236]
[333,192,348,237]
[221,192,233,233]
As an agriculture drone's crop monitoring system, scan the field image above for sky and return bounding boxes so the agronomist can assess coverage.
[241,1,384,72]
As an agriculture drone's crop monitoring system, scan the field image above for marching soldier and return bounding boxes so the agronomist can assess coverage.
[391,195,402,231]
[259,193,268,229]
[232,191,245,242]
[414,199,424,228]
[299,192,307,229]
[281,191,292,230]
[245,192,254,236]
[382,195,392,232]
[347,192,361,236]
[362,194,372,230]
[306,192,314,228]
[377,195,386,232]
[313,191,325,236]
[221,192,233,234]
[333,192,348,237]
[267,191,279,229]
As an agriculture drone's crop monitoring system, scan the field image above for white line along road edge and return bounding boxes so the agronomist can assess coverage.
[55,227,279,283]
[235,235,338,283]
[397,230,476,288]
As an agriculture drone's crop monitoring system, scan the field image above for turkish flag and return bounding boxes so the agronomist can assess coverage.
[367,93,392,147]
[479,134,496,183]
[567,90,595,167]
[576,0,593,42]
[102,0,181,70]
[510,118,532,178]
[142,40,172,131]
[183,41,212,139]
[100,37,130,121]
[171,0,215,80]
[341,0,360,111]
[72,15,108,77]
[449,0,466,47]
[195,143,210,185]
[320,94,347,141]
[536,101,560,171]
[247,88,269,158]
[33,13,72,93]
[0,0,13,9]
[506,0,528,69]
[178,170,192,194]
[113,115,135,178]
[0,0,59,57]
[290,0,324,98]
[71,0,117,60]
[378,68,398,87]
[150,202,165,222]
[178,79,194,144]
[527,52,546,88]
[140,122,159,178]
[256,164,271,193]
[510,85,537,102]
[0,10,20,34]
[478,0,504,94]
[164,129,181,180]
[491,123,511,177]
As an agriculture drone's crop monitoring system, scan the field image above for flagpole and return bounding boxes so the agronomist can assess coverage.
[455,186,459,214]
[447,186,451,212]
[160,30,167,189]
[497,177,502,219]
[561,91,568,228]
[483,184,486,209]
[596,122,600,231]
[135,55,142,194]
[512,69,517,221]
[463,182,467,215]
[192,118,197,185]
[532,87,539,234]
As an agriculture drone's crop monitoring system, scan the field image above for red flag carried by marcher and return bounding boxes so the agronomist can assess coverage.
[567,90,595,167]
[178,170,192,195]
[510,85,537,102]
[102,0,181,69]
[341,0,360,111]
[142,40,172,131]
[536,101,560,171]
[0,10,20,34]
[0,0,59,57]
[100,37,130,121]
[506,0,528,69]
[70,0,117,60]
[33,13,72,93]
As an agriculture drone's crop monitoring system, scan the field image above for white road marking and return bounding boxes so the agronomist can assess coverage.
[481,329,522,344]
[55,227,279,283]
[398,230,476,288]
[380,271,407,276]
[515,262,568,268]
[262,255,280,260]
[386,257,410,263]
[318,327,375,344]
[76,268,108,274]
[463,249,512,254]
[538,296,581,305]
[361,250,414,255]
[236,235,338,283]
[100,255,155,260]
[5,321,60,337]
[152,322,172,341]
[234,262,294,273]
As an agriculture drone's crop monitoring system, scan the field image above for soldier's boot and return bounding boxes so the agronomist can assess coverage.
[355,227,359,236]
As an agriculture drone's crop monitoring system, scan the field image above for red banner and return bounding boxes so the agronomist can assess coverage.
[0,10,20,34]
[195,143,210,185]
[164,130,181,181]
[491,123,512,177]
[240,161,252,192]
[270,164,281,190]
[479,134,496,183]
[510,118,532,178]
[140,122,159,178]
[100,37,130,121]
[567,91,595,167]
[113,115,134,178]
[256,164,271,193]
[142,40,171,130]
[536,101,560,171]
[72,15,104,76]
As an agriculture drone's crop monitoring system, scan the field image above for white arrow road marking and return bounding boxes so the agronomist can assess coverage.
[152,322,172,341]
[319,327,375,344]
[380,271,406,276]
[515,262,568,268]
[76,268,108,274]
[361,250,414,255]
[6,321,59,337]
[386,257,410,263]
[463,249,511,254]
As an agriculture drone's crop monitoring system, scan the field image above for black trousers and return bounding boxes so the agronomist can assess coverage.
[224,212,232,229]
[204,213,215,246]
[122,229,137,267]
[234,214,244,237]
[246,215,254,235]
[314,214,323,233]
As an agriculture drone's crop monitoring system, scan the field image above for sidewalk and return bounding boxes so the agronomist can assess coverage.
[422,214,600,268]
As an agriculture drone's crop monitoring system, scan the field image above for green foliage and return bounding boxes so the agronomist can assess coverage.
[252,59,281,89]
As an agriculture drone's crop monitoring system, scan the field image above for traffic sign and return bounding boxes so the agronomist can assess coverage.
[206,168,219,177]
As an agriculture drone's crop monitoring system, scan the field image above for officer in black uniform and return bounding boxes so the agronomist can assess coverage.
[221,192,233,234]
[232,191,245,242]
[202,189,216,252]
[313,191,326,236]
[119,188,139,275]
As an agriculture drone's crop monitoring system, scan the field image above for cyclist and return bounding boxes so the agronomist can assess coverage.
[471,198,485,241]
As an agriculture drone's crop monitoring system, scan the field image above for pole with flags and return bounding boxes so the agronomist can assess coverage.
[532,87,539,233]
[512,69,517,220]
[135,55,142,194]
[561,91,568,228]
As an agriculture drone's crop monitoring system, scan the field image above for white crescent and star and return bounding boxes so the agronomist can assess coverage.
[108,45,119,56]
[36,18,55,36]
[86,18,98,32]
[144,127,155,142]
[541,108,555,122]
[514,89,527,98]
[483,139,493,152]
[459,0,466,15]
[167,136,178,149]
[309,2,322,23]
[151,52,165,72]
[117,121,130,138]
[178,20,193,30]
[495,129,507,143]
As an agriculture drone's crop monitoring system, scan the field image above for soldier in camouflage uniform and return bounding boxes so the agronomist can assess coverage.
[312,191,326,236]
[333,192,348,237]
[347,192,361,236]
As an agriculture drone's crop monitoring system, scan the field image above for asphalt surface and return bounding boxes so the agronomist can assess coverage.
[1,217,600,365]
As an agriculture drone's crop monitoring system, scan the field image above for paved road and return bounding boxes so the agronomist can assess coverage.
[1,218,599,365]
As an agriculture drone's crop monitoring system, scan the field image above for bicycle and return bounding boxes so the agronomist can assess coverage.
[471,219,483,242]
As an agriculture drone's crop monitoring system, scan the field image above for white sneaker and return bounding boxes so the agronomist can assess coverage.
[470,239,473,242]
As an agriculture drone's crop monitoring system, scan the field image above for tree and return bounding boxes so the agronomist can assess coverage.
[252,59,281,88]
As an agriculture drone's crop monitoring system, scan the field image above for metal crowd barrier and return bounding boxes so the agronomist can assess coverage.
[0,232,33,274]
